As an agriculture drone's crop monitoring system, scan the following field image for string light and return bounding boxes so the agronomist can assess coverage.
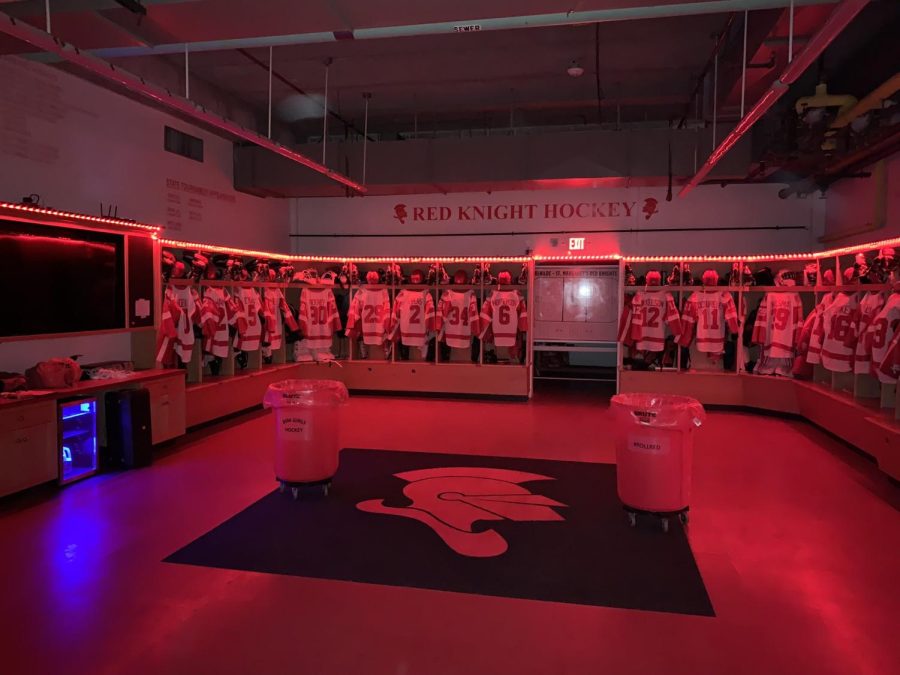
[0,200,161,233]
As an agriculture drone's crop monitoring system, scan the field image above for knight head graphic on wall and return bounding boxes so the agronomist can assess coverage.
[642,197,659,221]
[393,203,408,225]
[357,467,567,558]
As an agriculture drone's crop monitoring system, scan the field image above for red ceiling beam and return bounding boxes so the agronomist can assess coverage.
[679,0,870,197]
[0,11,366,195]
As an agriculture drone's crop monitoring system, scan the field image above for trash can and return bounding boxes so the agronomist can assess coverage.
[610,393,705,531]
[263,379,349,499]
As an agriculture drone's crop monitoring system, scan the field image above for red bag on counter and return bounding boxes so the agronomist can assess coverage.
[25,358,83,389]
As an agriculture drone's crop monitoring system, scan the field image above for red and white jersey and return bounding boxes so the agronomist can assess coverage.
[167,285,200,362]
[156,294,182,365]
[751,292,804,359]
[852,291,886,374]
[859,293,900,383]
[804,293,836,365]
[437,290,479,348]
[262,288,297,351]
[817,292,860,373]
[618,294,635,345]
[390,289,436,347]
[297,287,341,350]
[878,329,900,382]
[630,291,681,352]
[679,290,739,353]
[233,287,263,352]
[346,288,392,345]
[479,290,528,347]
[200,286,232,358]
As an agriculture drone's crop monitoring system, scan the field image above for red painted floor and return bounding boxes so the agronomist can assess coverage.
[1,383,898,675]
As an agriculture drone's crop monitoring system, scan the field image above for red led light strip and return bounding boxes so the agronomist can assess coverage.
[0,201,161,234]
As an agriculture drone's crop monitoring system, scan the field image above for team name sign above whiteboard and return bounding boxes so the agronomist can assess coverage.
[534,265,619,342]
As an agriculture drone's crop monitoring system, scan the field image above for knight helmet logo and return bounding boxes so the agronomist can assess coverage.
[642,197,659,221]
[393,203,408,225]
[357,467,567,558]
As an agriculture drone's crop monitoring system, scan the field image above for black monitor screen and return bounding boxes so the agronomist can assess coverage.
[0,219,125,337]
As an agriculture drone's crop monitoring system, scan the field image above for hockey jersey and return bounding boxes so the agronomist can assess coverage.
[346,288,392,345]
[156,293,182,365]
[618,294,636,345]
[751,292,804,359]
[297,287,341,350]
[233,287,263,352]
[200,287,233,358]
[679,290,739,353]
[167,285,201,362]
[630,291,681,352]
[878,329,900,382]
[390,289,436,347]
[262,288,297,351]
[804,293,835,365]
[859,293,900,383]
[852,291,886,374]
[479,290,528,348]
[437,290,479,348]
[817,292,860,373]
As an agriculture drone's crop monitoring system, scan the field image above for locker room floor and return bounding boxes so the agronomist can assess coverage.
[1,383,898,675]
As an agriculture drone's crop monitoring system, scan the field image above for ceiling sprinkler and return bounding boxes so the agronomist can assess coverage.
[567,60,585,77]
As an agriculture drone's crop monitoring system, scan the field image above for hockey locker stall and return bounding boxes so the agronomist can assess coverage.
[151,239,534,428]
[593,240,900,481]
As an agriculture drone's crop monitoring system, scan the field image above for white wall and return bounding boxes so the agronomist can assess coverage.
[0,56,290,374]
[823,152,900,246]
[291,184,826,257]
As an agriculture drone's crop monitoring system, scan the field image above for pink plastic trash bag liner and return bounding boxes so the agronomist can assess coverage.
[610,393,705,513]
[264,379,349,484]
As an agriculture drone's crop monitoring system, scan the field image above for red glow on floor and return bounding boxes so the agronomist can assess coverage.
[0,384,897,674]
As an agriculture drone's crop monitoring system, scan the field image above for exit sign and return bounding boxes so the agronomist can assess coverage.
[569,237,585,251]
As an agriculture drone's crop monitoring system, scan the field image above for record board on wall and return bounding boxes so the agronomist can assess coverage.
[533,264,619,341]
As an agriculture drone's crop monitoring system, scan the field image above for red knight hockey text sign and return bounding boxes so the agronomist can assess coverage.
[393,198,660,224]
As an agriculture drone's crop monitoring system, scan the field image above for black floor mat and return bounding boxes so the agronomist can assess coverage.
[165,449,714,616]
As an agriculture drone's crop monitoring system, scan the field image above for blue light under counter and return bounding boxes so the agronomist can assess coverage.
[59,399,99,485]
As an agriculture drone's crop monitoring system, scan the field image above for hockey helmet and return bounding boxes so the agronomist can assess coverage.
[409,269,426,284]
[497,271,512,285]
[366,270,381,285]
[453,269,469,285]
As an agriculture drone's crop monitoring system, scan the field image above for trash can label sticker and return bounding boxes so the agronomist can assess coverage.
[627,435,668,454]
[281,415,311,439]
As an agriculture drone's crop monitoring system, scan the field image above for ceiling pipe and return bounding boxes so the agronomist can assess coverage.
[679,0,870,197]
[831,72,900,128]
[87,0,841,59]
[0,11,366,194]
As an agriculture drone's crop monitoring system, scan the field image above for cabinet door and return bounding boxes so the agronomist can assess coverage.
[0,422,57,497]
[145,377,186,444]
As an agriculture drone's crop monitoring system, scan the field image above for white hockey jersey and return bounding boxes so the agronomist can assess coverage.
[297,287,341,350]
[479,290,528,348]
[167,285,201,362]
[630,291,681,352]
[390,289,435,347]
[817,292,860,373]
[437,290,479,348]
[679,290,739,353]
[200,286,232,358]
[804,293,836,365]
[262,288,297,351]
[233,287,263,352]
[859,293,900,383]
[346,288,392,345]
[852,291,886,374]
[752,292,804,359]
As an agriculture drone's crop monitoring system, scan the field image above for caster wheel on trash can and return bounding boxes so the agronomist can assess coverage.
[679,511,689,525]
[626,511,637,528]
[660,517,670,533]
[323,484,330,496]
[291,487,300,501]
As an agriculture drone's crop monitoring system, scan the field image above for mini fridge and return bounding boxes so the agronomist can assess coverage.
[59,398,99,485]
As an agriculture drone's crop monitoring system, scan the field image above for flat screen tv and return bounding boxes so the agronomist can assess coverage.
[0,219,125,337]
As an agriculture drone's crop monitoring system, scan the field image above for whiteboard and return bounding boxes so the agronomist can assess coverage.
[534,265,619,341]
